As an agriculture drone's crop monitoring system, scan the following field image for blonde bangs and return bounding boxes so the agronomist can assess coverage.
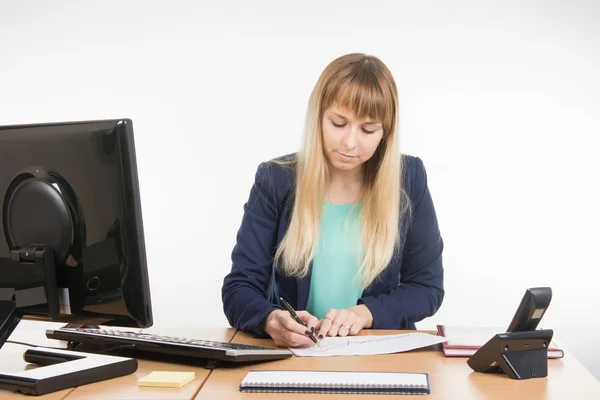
[321,61,396,139]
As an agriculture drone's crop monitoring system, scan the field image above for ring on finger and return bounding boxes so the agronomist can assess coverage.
[281,326,286,335]
[343,324,351,330]
[324,316,333,321]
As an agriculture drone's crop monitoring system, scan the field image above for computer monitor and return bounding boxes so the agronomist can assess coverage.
[0,119,153,395]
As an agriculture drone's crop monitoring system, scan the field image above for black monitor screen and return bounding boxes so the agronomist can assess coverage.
[0,119,152,328]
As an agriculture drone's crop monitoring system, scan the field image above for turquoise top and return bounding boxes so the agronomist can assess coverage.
[306,203,364,320]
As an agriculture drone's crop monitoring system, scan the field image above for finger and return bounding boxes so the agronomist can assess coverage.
[307,316,319,335]
[319,310,340,338]
[349,321,363,336]
[277,312,304,333]
[280,326,314,348]
[314,319,323,331]
[296,311,319,333]
[328,318,342,337]
[339,309,364,336]
[288,332,315,348]
[329,310,349,337]
[317,316,333,339]
[279,314,318,345]
[265,311,313,348]
[274,329,310,348]
[334,310,354,337]
[338,321,353,337]
[342,310,365,336]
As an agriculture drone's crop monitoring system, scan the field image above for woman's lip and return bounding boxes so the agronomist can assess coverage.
[337,151,356,158]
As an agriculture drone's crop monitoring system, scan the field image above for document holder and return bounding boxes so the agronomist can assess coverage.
[467,329,553,380]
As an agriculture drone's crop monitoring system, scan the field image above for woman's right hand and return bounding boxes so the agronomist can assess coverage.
[263,309,319,348]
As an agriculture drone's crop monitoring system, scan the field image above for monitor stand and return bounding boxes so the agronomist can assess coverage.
[0,247,138,396]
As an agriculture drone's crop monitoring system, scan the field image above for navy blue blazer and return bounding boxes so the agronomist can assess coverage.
[222,154,444,337]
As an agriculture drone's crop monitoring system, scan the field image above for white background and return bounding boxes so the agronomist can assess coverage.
[1,0,599,381]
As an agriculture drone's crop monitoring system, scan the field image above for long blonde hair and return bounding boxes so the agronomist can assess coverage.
[274,53,409,289]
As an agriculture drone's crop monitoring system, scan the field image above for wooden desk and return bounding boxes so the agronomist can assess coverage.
[3,325,598,399]
[197,330,600,400]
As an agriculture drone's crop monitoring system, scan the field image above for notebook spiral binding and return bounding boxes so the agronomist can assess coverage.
[239,370,431,395]
[244,382,425,389]
[240,382,429,394]
[240,388,428,395]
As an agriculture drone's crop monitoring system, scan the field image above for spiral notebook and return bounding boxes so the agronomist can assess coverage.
[239,370,430,395]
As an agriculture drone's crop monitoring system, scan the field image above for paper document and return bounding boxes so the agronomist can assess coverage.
[290,332,447,357]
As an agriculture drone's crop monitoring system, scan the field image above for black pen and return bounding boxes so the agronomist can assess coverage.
[279,297,320,347]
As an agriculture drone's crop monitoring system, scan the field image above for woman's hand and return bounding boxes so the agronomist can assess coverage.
[315,305,373,338]
[263,310,320,348]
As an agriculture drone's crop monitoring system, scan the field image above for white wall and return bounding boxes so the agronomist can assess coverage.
[1,0,599,381]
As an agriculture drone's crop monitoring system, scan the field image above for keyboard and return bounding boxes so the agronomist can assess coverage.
[45,327,293,363]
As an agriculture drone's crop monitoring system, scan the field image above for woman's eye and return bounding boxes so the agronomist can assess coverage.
[362,128,376,134]
[331,121,346,128]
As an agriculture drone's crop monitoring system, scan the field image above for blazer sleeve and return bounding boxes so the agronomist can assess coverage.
[221,162,283,337]
[358,157,444,329]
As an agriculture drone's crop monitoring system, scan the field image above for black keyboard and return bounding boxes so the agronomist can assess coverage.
[45,327,293,363]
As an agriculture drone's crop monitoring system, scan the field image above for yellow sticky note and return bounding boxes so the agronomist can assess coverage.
[137,371,195,388]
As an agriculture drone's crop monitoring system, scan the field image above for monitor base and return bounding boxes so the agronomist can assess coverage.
[0,347,137,395]
[1,293,136,395]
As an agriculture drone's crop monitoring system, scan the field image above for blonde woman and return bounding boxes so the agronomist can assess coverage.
[222,53,444,348]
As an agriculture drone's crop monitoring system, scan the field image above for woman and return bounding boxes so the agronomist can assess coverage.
[222,53,444,348]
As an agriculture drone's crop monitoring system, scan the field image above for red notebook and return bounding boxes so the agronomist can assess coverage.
[436,325,564,359]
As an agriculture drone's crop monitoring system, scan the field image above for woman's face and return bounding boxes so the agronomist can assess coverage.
[321,105,384,175]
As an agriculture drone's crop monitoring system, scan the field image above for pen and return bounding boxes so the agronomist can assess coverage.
[279,297,320,347]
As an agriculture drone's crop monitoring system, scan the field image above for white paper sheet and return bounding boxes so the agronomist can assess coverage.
[289,332,447,357]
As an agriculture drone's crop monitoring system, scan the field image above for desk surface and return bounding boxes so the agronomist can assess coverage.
[197,330,600,400]
[2,324,599,399]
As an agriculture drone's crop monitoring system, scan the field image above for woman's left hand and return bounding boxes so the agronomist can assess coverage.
[315,305,374,338]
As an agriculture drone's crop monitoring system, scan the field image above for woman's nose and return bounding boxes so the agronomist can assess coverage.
[342,128,358,150]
